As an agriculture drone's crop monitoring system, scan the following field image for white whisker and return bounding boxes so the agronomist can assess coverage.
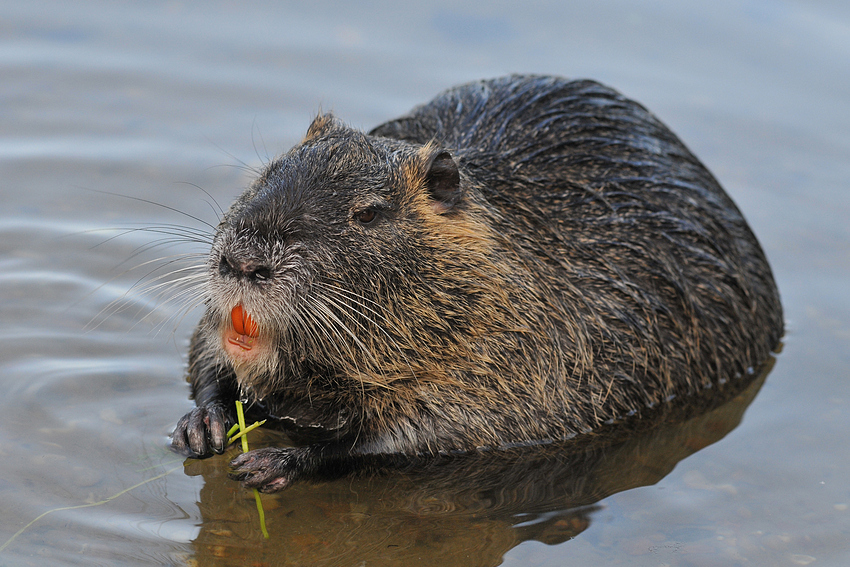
[87,196,215,336]
[315,281,417,383]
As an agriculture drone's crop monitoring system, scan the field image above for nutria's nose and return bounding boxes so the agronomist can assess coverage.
[219,254,272,283]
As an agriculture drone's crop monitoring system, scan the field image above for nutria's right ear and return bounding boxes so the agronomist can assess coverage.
[425,151,462,215]
[304,113,342,142]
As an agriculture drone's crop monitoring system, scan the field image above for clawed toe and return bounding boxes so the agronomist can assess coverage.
[228,447,296,492]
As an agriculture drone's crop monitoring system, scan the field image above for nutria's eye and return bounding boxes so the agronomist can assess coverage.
[355,208,378,226]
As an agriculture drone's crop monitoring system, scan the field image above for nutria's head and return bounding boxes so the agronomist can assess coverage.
[204,114,502,397]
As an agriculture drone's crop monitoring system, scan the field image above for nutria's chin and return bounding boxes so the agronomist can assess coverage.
[221,328,261,363]
[171,74,783,492]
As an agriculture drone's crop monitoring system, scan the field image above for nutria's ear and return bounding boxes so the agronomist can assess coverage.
[425,151,462,214]
[304,113,342,142]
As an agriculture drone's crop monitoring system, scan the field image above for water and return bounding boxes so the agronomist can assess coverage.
[2,1,849,565]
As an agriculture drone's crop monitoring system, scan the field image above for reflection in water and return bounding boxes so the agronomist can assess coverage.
[183,361,771,566]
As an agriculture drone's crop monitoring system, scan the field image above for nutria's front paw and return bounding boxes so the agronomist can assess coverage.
[229,447,301,493]
[171,402,232,458]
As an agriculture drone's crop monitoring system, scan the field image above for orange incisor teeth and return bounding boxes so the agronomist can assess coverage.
[231,305,259,337]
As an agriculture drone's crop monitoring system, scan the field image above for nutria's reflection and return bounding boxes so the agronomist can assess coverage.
[182,363,770,566]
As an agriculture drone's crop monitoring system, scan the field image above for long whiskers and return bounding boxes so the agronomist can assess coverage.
[90,253,209,334]
[83,192,217,338]
[81,188,220,231]
[300,294,379,451]
[317,282,417,373]
[311,281,417,386]
[307,296,381,371]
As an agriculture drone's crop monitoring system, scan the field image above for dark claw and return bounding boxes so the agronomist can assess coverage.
[229,447,297,493]
[206,404,229,454]
[171,403,232,458]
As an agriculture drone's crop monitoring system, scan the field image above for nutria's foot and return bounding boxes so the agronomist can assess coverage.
[229,447,302,492]
[171,402,232,458]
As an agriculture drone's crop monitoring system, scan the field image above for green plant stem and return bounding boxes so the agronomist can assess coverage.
[235,400,270,539]
[227,419,266,446]
[235,401,250,453]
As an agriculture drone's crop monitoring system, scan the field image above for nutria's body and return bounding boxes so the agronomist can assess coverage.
[171,75,782,492]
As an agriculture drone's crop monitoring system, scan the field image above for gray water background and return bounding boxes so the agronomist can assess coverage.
[1,1,849,565]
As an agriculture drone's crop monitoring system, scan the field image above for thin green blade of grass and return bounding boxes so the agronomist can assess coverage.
[227,419,266,445]
[235,400,270,539]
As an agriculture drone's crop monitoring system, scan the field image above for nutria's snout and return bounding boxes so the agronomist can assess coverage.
[207,228,286,368]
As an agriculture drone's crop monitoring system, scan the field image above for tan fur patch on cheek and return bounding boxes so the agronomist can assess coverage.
[401,151,427,189]
[397,154,431,214]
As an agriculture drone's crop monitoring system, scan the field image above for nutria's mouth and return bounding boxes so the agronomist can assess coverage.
[222,304,264,362]
[227,333,255,351]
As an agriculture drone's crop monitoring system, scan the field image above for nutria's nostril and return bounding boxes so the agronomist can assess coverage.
[219,254,235,278]
[219,255,272,283]
[248,266,272,282]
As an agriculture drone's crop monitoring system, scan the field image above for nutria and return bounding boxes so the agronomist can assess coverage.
[171,75,782,492]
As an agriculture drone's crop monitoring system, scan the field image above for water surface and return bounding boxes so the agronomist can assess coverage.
[2,1,849,565]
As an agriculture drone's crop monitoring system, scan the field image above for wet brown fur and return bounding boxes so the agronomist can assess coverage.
[171,75,782,491]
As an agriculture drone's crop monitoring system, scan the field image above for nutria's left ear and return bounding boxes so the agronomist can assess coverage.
[425,151,462,214]
[304,113,343,142]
